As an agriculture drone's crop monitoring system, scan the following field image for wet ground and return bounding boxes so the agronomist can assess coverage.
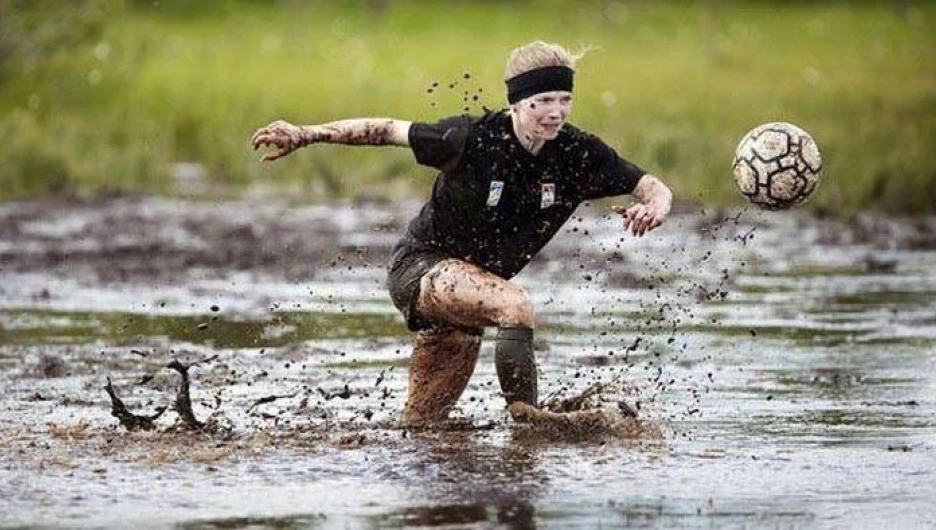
[1,195,935,529]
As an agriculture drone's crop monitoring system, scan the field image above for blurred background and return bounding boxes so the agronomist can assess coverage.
[1,0,933,214]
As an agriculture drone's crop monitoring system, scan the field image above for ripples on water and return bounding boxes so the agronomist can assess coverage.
[1,199,934,528]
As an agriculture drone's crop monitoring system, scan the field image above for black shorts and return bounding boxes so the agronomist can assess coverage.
[387,236,450,332]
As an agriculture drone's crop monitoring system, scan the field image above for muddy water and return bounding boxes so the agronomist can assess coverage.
[1,197,935,529]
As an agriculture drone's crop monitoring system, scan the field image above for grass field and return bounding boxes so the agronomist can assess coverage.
[1,0,934,214]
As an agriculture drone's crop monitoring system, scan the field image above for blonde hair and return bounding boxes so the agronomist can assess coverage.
[504,41,589,81]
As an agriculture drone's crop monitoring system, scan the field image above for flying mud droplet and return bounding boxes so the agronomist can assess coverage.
[247,391,299,414]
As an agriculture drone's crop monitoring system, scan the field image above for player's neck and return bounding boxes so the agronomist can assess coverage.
[511,114,546,155]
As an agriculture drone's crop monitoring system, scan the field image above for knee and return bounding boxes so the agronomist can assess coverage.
[414,327,482,353]
[497,285,534,329]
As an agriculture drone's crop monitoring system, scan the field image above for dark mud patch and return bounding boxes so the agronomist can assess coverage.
[0,195,401,283]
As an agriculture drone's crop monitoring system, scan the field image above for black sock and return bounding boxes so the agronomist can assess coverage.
[494,326,538,407]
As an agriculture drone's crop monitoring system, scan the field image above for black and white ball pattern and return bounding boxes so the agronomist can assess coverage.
[732,122,822,210]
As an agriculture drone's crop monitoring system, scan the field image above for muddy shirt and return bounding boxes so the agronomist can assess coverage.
[406,111,645,278]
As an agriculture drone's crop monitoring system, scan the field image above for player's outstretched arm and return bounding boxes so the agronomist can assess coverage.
[611,174,672,237]
[250,118,412,162]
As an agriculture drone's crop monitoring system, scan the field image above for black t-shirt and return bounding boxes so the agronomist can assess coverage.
[406,110,645,278]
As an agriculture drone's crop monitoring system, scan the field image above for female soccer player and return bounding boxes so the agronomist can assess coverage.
[251,41,672,425]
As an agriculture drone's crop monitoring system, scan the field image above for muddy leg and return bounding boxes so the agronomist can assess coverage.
[402,327,481,425]
[417,259,538,413]
[495,326,538,407]
[417,259,534,330]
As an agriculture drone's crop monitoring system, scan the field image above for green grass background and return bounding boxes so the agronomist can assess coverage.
[1,0,934,214]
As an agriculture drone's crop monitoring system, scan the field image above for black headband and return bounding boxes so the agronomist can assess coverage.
[506,66,574,104]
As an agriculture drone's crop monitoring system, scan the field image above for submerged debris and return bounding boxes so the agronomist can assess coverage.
[36,353,67,378]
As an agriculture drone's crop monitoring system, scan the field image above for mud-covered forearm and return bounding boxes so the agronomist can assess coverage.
[299,119,410,147]
[251,118,411,163]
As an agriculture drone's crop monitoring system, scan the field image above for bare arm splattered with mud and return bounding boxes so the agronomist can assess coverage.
[250,118,412,162]
[611,174,672,237]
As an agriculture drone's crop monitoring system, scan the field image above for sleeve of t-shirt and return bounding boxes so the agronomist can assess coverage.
[408,115,472,173]
[579,135,647,200]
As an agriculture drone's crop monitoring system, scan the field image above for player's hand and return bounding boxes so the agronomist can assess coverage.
[250,120,305,162]
[611,201,668,237]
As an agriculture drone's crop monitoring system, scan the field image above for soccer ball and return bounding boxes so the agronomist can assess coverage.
[732,122,822,210]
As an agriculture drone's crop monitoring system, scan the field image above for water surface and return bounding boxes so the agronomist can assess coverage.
[1,198,934,528]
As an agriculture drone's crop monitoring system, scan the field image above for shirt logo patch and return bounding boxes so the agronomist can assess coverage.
[487,180,504,207]
[540,182,556,209]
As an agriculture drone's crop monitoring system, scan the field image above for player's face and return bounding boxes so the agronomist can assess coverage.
[514,90,573,142]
